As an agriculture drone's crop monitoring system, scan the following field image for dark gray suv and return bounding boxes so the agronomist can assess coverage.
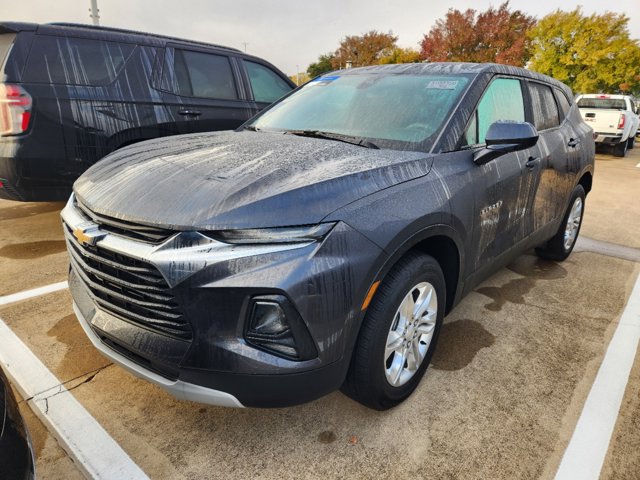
[63,63,595,410]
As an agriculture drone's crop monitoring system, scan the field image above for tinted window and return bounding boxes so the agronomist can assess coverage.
[465,78,525,145]
[556,90,571,119]
[245,61,291,103]
[528,82,560,130]
[251,74,471,151]
[0,34,15,68]
[24,36,133,85]
[174,49,237,100]
[576,97,626,110]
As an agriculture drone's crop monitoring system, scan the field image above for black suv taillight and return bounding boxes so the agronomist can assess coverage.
[0,84,32,136]
[245,295,318,361]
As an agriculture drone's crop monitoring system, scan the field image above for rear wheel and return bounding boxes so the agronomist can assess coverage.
[342,252,445,410]
[628,136,635,149]
[613,139,628,157]
[536,185,585,261]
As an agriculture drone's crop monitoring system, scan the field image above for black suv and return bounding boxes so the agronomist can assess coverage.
[64,63,595,410]
[0,22,294,201]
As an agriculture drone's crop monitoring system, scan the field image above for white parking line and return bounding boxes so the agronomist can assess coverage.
[0,317,149,480]
[556,272,640,479]
[0,281,68,306]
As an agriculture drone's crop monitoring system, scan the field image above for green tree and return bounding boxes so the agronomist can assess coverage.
[528,8,640,94]
[307,53,335,78]
[379,47,422,64]
[420,2,536,66]
[332,30,398,68]
[288,72,311,86]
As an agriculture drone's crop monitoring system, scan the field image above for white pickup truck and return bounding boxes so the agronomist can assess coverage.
[576,94,639,157]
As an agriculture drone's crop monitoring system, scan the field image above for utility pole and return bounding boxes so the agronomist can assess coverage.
[242,42,248,53]
[89,0,100,25]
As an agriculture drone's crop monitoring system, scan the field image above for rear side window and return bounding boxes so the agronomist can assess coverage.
[23,36,134,85]
[173,49,237,100]
[528,82,560,130]
[245,61,291,103]
[0,34,16,68]
[464,77,525,146]
[555,90,571,119]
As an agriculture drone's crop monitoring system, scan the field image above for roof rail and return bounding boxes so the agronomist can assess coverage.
[46,22,242,53]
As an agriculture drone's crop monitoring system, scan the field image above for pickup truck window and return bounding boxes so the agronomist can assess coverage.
[577,98,626,110]
[528,82,559,130]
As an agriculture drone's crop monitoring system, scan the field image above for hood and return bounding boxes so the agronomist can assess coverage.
[74,131,433,230]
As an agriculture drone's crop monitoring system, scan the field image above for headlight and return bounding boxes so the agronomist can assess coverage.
[205,223,335,245]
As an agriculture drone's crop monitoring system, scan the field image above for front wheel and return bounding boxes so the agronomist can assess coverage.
[536,185,585,261]
[342,252,445,410]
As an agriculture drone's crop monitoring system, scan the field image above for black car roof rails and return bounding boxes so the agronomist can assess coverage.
[46,22,243,54]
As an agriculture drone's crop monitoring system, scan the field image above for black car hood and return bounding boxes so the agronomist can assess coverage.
[74,131,434,230]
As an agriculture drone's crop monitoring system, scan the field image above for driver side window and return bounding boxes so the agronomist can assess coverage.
[464,78,525,146]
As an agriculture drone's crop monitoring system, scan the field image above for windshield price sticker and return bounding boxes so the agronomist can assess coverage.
[426,80,459,90]
[310,76,340,85]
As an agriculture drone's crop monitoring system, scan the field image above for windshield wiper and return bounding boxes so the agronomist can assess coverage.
[283,130,379,149]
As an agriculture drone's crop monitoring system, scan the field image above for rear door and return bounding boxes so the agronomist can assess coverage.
[157,45,255,134]
[524,81,573,232]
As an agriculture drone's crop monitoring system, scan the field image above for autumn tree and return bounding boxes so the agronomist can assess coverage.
[332,30,398,68]
[528,8,640,94]
[420,2,536,66]
[379,47,421,65]
[307,53,335,78]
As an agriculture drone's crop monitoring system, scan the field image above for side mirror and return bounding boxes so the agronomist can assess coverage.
[474,121,539,165]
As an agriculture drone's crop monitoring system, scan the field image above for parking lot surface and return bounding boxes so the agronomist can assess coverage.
[1,148,639,479]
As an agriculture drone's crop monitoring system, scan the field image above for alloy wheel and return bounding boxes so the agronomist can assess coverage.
[384,282,438,387]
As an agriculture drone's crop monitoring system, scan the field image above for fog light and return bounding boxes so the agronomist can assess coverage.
[245,295,318,361]
[252,302,289,335]
[246,300,299,358]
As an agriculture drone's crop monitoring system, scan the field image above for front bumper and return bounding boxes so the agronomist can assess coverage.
[72,300,243,407]
[62,197,383,407]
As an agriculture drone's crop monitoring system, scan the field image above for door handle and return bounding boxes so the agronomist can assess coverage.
[178,109,202,116]
[568,138,580,148]
[526,157,540,170]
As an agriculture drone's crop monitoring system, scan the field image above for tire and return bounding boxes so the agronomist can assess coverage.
[613,139,628,157]
[342,252,445,410]
[535,185,585,261]
[628,136,635,149]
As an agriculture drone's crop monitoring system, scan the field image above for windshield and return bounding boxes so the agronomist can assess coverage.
[577,98,627,110]
[249,73,471,152]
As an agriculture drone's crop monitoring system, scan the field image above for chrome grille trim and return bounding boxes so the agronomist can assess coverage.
[75,198,176,244]
[62,219,192,341]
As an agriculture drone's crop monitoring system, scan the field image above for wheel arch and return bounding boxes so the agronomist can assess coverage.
[370,225,464,316]
[578,171,593,195]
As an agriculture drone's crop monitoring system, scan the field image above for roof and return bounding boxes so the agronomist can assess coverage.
[0,21,241,53]
[335,62,574,99]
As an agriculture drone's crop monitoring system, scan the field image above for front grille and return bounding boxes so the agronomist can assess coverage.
[64,223,192,341]
[75,199,175,244]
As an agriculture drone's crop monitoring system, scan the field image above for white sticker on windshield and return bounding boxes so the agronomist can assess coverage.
[426,80,459,90]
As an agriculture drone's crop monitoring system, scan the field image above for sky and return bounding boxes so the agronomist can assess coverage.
[7,0,640,76]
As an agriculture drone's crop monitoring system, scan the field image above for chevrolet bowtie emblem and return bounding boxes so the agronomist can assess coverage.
[73,223,105,247]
